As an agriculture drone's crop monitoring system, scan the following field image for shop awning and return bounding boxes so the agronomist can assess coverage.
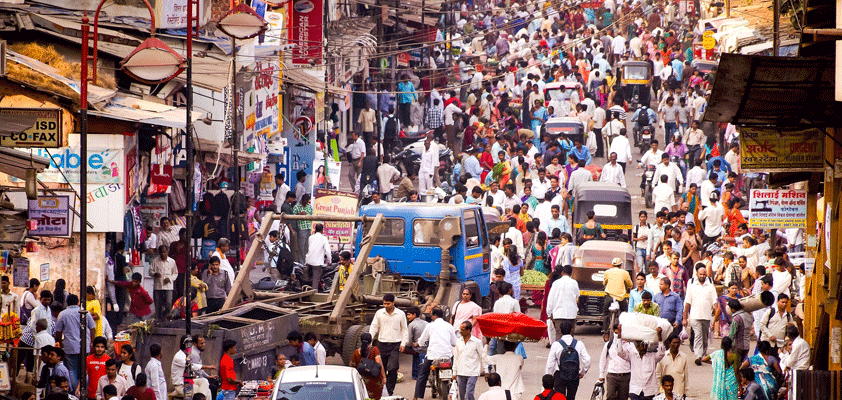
[283,68,344,94]
[702,53,842,127]
[89,96,202,129]
[0,148,51,180]
[200,141,266,167]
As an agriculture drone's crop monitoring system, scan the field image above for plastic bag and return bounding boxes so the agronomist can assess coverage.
[586,131,598,154]
[618,312,674,343]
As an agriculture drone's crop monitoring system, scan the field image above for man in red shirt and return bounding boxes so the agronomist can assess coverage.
[219,339,242,400]
[534,374,566,400]
[86,337,110,400]
[108,273,153,323]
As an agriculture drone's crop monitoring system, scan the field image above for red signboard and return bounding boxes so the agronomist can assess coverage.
[289,0,323,65]
[581,0,603,8]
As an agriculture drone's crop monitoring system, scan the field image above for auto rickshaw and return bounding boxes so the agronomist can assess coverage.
[571,240,636,325]
[572,182,633,244]
[620,61,652,111]
[542,117,585,148]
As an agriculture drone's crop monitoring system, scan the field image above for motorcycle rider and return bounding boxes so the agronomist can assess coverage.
[638,140,664,191]
[653,153,685,193]
[414,307,457,400]
[631,105,657,145]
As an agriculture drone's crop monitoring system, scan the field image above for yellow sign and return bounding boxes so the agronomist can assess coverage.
[314,92,325,123]
[0,108,64,148]
[740,127,824,173]
[702,31,715,50]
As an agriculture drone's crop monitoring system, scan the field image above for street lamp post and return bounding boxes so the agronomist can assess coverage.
[79,2,184,398]
[217,3,266,269]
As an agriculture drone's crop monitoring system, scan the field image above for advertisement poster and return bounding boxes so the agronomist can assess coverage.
[749,189,808,229]
[313,189,357,244]
[28,196,71,236]
[13,258,29,288]
[289,0,323,64]
[740,127,823,173]
[19,146,122,184]
[284,116,314,192]
[314,151,342,191]
[238,61,280,146]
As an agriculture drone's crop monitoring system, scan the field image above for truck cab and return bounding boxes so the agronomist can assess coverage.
[357,203,492,297]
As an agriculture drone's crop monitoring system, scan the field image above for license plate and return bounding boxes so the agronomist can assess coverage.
[438,369,453,379]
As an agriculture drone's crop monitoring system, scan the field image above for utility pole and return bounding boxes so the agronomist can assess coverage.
[773,0,780,55]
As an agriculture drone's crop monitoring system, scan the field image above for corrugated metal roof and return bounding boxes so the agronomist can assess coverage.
[702,53,842,127]
[88,96,202,129]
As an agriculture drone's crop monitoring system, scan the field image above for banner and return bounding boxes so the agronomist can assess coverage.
[314,151,341,191]
[158,0,205,29]
[238,60,280,143]
[740,127,823,173]
[289,0,323,65]
[21,147,122,184]
[313,189,357,244]
[28,196,71,237]
[749,189,808,229]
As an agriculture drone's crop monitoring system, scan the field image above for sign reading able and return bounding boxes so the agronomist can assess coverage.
[0,108,63,148]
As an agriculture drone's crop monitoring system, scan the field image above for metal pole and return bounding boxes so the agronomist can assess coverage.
[184,0,197,337]
[232,38,242,269]
[773,0,780,56]
[79,14,90,400]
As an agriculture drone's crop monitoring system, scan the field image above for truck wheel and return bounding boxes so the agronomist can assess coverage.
[342,324,366,365]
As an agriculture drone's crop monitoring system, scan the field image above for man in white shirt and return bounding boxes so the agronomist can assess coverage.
[653,154,684,191]
[157,217,181,247]
[170,336,211,398]
[484,181,506,209]
[699,172,718,207]
[600,152,626,188]
[608,130,633,172]
[685,159,707,189]
[698,192,725,245]
[682,265,717,363]
[444,101,463,153]
[545,321,590,400]
[419,136,438,193]
[639,141,665,169]
[414,307,457,400]
[567,160,593,193]
[501,219,524,258]
[454,320,487,400]
[149,245,178,321]
[377,156,401,199]
[546,265,580,340]
[273,172,290,213]
[477,373,510,400]
[96,360,129,400]
[0,276,18,319]
[599,324,632,400]
[493,282,521,314]
[502,184,523,211]
[305,223,332,292]
[346,131,366,193]
[617,327,666,400]
[371,294,409,396]
[759,293,794,348]
[145,345,167,400]
[656,335,689,396]
[542,205,571,236]
[652,174,676,212]
[780,325,810,400]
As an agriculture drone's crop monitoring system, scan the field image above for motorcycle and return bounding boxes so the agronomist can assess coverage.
[636,124,654,153]
[289,261,339,292]
[643,164,656,209]
[393,140,455,184]
[428,358,453,399]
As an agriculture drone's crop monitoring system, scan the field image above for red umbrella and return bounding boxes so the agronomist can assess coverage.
[475,312,547,342]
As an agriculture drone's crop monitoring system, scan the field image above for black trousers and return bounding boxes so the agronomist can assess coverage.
[554,377,580,400]
[398,103,411,126]
[207,298,225,313]
[308,264,323,292]
[593,128,605,157]
[377,341,401,395]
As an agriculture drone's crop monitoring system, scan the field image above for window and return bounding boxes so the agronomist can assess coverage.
[593,204,618,217]
[623,65,649,80]
[412,219,440,246]
[463,210,480,248]
[275,381,357,400]
[363,218,405,245]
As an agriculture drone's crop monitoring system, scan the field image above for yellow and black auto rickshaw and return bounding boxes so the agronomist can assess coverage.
[620,61,653,110]
[571,240,636,325]
[572,182,633,244]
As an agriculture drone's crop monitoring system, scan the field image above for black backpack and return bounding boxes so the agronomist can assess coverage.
[554,339,580,382]
[638,109,650,127]
[384,116,398,139]
[356,357,382,378]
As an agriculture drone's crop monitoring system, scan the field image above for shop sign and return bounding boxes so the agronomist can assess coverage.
[397,53,410,67]
[580,0,603,8]
[40,263,49,283]
[28,196,71,237]
[702,31,715,50]
[151,164,174,186]
[740,127,823,173]
[749,189,808,229]
[314,151,342,191]
[0,108,64,148]
[313,189,357,244]
[13,258,28,288]
[289,0,323,64]
[238,61,280,143]
[158,0,205,29]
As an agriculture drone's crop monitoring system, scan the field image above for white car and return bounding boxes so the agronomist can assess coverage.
[272,365,369,400]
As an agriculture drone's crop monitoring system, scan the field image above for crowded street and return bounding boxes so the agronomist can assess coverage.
[0,0,837,399]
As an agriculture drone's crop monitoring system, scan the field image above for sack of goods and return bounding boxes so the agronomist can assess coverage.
[476,312,547,342]
[618,312,674,343]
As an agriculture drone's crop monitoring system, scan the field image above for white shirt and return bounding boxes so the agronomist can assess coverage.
[348,137,365,159]
[274,183,290,212]
[612,36,626,54]
[149,256,178,290]
[698,203,725,237]
[593,107,606,129]
[418,318,458,360]
[640,150,665,168]
[493,295,521,314]
[599,335,631,379]
[546,275,580,319]
[684,279,717,320]
[370,307,409,345]
[503,194,523,211]
[305,232,331,266]
[315,342,327,365]
[1,291,19,318]
[478,386,510,400]
[454,335,487,376]
[652,183,675,212]
[659,65,674,81]
[171,350,201,386]
[545,335,591,376]
[444,103,462,125]
[145,357,167,400]
[772,269,792,297]
[420,143,439,174]
[211,250,235,287]
[686,167,706,188]
[608,135,632,163]
[600,163,626,188]
[699,179,717,207]
[502,227,524,258]
[488,352,525,395]
[781,336,810,371]
[618,341,666,397]
[568,168,593,193]
[485,189,505,209]
[158,226,181,248]
[654,162,684,189]
[645,274,664,294]
[34,330,54,349]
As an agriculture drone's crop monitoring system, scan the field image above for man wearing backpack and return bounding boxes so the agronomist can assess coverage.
[759,293,794,352]
[382,107,400,154]
[544,321,590,400]
[533,375,565,400]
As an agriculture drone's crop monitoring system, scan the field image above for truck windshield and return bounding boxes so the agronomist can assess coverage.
[363,218,405,245]
[275,381,357,400]
[412,219,441,246]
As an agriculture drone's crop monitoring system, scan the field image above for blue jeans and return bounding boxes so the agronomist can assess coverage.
[664,122,677,142]
[635,248,647,270]
[65,353,80,391]
[219,389,237,400]
[412,352,426,380]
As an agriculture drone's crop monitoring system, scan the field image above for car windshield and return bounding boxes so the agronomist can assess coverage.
[275,381,357,400]
[623,65,649,80]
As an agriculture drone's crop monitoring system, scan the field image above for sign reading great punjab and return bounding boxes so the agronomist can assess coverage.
[313,189,357,244]
[740,127,823,173]
[749,189,808,229]
[0,108,63,148]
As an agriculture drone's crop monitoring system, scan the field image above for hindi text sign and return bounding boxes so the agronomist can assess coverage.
[28,196,70,236]
[313,189,357,244]
[749,189,808,229]
[740,127,823,173]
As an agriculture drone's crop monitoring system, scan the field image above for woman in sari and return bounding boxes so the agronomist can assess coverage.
[712,281,741,339]
[349,332,386,399]
[480,141,495,182]
[501,245,524,299]
[702,336,740,400]
[532,231,552,275]
[726,198,747,238]
[740,340,781,400]
[597,79,611,107]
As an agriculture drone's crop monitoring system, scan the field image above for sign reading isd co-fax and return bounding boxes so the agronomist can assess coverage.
[0,108,64,148]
